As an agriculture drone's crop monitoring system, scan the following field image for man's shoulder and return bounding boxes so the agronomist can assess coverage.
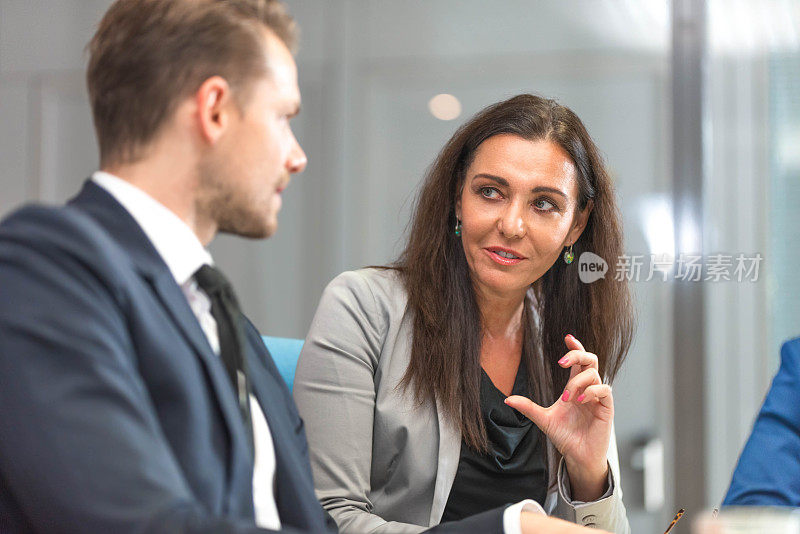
[1,203,125,262]
[779,336,800,375]
[0,202,137,296]
[782,336,800,357]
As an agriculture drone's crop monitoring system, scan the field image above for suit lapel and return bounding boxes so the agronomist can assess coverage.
[245,328,322,529]
[146,271,252,459]
[246,340,296,482]
[429,395,462,526]
[68,180,251,469]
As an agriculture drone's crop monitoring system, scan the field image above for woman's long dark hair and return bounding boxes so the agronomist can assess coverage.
[394,94,634,460]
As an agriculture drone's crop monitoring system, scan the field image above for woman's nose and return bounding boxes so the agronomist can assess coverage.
[498,203,526,238]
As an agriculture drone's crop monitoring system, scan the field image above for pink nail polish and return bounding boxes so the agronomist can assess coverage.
[558,356,569,365]
[577,394,586,403]
[562,390,570,402]
[566,334,575,341]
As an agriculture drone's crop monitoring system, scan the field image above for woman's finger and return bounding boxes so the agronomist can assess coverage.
[558,349,598,371]
[504,395,548,430]
[564,334,585,353]
[576,384,614,409]
[562,368,601,402]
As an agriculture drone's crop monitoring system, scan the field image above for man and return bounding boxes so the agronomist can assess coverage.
[0,1,607,532]
[723,337,800,506]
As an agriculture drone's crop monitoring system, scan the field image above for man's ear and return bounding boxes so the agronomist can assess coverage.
[195,76,233,145]
[566,199,593,246]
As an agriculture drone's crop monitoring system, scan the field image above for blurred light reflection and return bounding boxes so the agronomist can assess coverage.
[428,94,462,121]
[639,194,676,260]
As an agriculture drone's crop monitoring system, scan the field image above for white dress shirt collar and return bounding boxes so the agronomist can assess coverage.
[91,171,212,285]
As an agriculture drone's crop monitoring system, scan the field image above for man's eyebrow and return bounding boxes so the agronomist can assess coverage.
[472,173,567,198]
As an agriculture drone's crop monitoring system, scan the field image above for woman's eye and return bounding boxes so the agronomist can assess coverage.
[534,198,556,211]
[480,187,500,199]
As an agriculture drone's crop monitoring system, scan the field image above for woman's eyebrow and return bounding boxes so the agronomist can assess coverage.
[471,173,509,186]
[531,186,567,199]
[472,174,567,199]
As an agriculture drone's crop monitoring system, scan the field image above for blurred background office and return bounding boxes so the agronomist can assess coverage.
[0,0,798,531]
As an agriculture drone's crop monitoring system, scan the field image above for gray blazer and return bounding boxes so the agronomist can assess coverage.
[294,268,630,533]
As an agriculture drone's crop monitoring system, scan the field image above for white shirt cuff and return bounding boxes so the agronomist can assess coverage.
[503,499,546,534]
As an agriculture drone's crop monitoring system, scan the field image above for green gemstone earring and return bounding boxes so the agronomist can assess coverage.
[563,244,575,264]
[454,220,462,237]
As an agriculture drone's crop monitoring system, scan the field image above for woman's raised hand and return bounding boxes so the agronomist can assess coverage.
[505,334,612,501]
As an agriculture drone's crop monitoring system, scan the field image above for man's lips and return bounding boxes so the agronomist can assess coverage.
[275,174,291,194]
[484,246,527,266]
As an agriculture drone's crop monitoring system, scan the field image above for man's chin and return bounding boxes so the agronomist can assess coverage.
[218,218,277,240]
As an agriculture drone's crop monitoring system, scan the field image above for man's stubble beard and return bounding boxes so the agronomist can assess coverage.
[216,200,274,239]
[197,160,277,241]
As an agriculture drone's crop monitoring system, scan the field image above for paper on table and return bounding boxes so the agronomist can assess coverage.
[693,507,800,534]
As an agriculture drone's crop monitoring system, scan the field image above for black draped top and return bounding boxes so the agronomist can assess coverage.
[441,363,548,522]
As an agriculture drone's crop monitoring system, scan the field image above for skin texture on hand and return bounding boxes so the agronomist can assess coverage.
[520,511,612,534]
[505,334,612,501]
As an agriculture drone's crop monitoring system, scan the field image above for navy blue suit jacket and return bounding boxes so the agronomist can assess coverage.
[0,182,505,533]
[0,181,335,533]
[723,337,800,507]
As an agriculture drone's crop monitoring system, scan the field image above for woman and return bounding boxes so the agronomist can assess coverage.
[293,94,634,533]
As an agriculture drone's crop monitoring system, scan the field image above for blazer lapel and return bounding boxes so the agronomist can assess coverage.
[245,330,324,529]
[429,395,462,526]
[146,271,251,456]
[68,180,251,468]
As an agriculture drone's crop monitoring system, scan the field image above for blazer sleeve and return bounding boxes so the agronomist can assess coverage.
[547,427,630,533]
[0,208,325,534]
[723,337,800,507]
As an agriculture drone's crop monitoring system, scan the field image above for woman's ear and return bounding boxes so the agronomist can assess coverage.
[565,199,593,246]
[455,179,466,220]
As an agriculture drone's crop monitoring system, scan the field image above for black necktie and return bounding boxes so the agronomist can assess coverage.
[193,264,254,454]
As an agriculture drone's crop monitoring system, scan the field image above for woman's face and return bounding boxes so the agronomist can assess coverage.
[456,134,591,300]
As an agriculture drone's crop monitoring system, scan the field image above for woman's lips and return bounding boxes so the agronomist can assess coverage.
[484,247,525,266]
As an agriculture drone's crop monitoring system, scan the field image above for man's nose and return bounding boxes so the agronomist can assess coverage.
[287,133,307,174]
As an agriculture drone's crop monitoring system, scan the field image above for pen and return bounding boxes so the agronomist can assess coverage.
[662,508,685,534]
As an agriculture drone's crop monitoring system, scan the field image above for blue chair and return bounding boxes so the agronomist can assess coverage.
[261,336,304,391]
